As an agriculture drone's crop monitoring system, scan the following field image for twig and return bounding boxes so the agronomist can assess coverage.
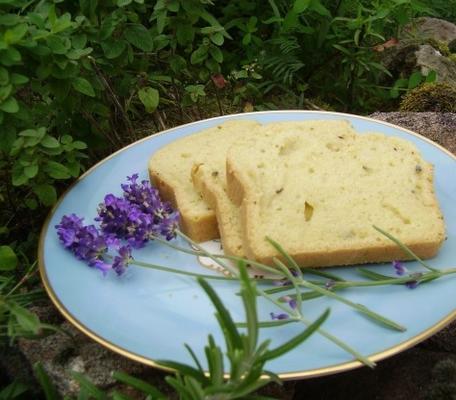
[88,56,136,142]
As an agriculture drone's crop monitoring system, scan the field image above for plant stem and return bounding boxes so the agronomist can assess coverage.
[373,225,438,272]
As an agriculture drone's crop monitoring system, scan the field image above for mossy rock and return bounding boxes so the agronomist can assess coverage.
[399,82,456,112]
[426,38,451,56]
[449,38,456,54]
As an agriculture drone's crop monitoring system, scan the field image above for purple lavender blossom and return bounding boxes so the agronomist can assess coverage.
[289,299,297,310]
[270,312,289,320]
[392,261,422,289]
[112,245,132,276]
[405,272,423,289]
[96,194,155,248]
[393,260,407,276]
[280,295,298,310]
[121,174,180,240]
[56,216,112,274]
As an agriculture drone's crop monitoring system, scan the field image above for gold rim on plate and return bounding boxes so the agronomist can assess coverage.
[38,110,456,380]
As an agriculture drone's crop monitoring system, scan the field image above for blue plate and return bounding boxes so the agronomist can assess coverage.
[39,111,456,379]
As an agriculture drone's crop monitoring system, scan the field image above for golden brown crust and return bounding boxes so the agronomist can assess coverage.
[149,168,219,242]
[192,164,243,257]
[255,240,443,268]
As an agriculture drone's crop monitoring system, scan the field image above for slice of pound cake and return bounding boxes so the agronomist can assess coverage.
[226,124,446,267]
[148,120,260,242]
[192,120,358,257]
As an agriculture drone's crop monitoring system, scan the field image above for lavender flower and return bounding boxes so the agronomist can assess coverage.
[96,194,155,248]
[393,260,407,276]
[112,245,132,276]
[280,295,297,310]
[121,174,180,240]
[56,215,112,274]
[270,312,289,320]
[405,272,423,289]
[392,261,422,289]
[56,175,179,277]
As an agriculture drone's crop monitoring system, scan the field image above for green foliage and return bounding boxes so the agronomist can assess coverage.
[0,380,29,400]
[157,267,329,399]
[389,69,436,98]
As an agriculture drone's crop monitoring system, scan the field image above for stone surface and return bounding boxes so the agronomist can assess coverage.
[370,112,456,154]
[6,112,456,399]
[403,17,456,44]
[415,45,456,85]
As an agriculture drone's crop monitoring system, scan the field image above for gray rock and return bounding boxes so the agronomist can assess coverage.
[369,112,456,154]
[415,44,456,85]
[403,17,456,43]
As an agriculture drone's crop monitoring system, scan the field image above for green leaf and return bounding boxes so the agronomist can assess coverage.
[138,87,159,113]
[0,66,8,85]
[157,360,208,384]
[209,46,223,63]
[124,24,154,51]
[425,70,437,83]
[4,23,28,44]
[0,96,18,113]
[198,277,243,352]
[191,45,208,65]
[72,77,95,97]
[357,268,392,281]
[45,161,71,179]
[72,34,87,49]
[41,135,60,148]
[309,0,331,16]
[0,84,12,101]
[333,43,351,55]
[211,32,224,46]
[0,245,17,270]
[101,40,126,59]
[24,164,38,178]
[242,33,251,45]
[156,10,167,34]
[113,372,166,399]
[9,302,41,334]
[10,73,28,85]
[169,55,186,74]
[72,140,87,150]
[0,380,29,399]
[34,363,59,400]
[67,47,93,60]
[117,0,132,6]
[1,47,21,65]
[71,372,107,400]
[46,36,68,54]
[293,0,311,13]
[408,71,423,89]
[34,184,57,206]
[283,11,299,30]
[261,309,330,362]
[0,13,21,26]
